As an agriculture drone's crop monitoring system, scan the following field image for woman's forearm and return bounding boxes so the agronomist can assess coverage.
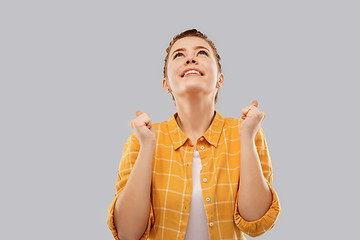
[237,137,272,221]
[114,146,155,240]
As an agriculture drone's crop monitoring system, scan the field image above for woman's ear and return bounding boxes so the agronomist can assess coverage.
[217,73,224,88]
[162,77,171,93]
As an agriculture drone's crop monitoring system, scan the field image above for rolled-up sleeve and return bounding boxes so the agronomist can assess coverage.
[234,127,281,237]
[107,133,155,240]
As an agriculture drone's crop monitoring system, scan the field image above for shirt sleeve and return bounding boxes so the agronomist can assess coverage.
[234,127,281,237]
[107,133,155,240]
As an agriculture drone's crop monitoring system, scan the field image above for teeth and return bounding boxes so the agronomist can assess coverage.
[184,70,201,77]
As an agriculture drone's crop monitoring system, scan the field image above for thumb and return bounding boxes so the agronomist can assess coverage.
[251,100,258,108]
[136,110,142,117]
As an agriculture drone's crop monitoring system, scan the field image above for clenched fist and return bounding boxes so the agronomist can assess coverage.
[128,111,157,148]
[239,100,266,140]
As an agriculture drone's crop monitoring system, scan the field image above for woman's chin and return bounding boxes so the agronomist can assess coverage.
[176,88,214,97]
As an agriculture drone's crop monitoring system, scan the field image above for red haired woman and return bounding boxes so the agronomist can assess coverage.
[108,29,281,240]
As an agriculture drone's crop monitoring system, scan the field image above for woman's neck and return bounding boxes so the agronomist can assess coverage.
[175,102,216,146]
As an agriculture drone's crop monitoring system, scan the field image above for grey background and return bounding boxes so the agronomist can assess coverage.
[1,0,359,239]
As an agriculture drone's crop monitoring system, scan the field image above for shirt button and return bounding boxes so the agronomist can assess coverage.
[209,222,214,227]
[206,197,210,202]
[200,137,204,141]
[203,178,207,183]
[200,146,205,150]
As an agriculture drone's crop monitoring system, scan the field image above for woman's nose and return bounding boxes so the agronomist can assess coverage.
[186,59,196,64]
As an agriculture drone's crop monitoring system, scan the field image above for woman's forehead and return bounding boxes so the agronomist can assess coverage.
[170,37,212,53]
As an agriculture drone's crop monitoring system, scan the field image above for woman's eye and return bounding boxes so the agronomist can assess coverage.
[198,50,208,56]
[174,52,183,59]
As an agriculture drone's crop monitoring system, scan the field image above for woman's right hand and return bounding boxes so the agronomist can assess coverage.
[128,110,157,148]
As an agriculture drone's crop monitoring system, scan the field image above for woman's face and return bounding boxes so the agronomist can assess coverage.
[163,36,223,99]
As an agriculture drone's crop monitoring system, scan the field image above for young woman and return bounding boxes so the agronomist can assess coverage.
[108,29,281,240]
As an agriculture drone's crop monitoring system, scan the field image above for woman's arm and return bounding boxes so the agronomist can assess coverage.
[114,146,155,240]
[237,136,273,221]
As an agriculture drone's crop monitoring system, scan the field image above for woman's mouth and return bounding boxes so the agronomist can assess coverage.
[182,69,203,77]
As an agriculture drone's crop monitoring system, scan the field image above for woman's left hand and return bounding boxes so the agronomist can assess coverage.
[239,100,266,140]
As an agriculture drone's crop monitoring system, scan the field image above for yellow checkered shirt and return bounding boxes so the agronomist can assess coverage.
[108,110,281,239]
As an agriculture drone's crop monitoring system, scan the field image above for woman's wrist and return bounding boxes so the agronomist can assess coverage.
[239,134,255,143]
[140,144,156,152]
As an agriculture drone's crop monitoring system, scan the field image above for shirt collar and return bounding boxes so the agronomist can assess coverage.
[167,110,225,150]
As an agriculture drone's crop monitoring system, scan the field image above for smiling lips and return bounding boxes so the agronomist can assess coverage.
[182,68,203,77]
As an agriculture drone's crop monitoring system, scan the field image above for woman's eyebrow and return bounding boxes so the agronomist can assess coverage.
[171,46,210,57]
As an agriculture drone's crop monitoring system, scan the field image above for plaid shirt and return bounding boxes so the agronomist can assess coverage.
[108,110,281,239]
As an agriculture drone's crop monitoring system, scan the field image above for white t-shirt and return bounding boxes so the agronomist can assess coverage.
[184,148,210,240]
